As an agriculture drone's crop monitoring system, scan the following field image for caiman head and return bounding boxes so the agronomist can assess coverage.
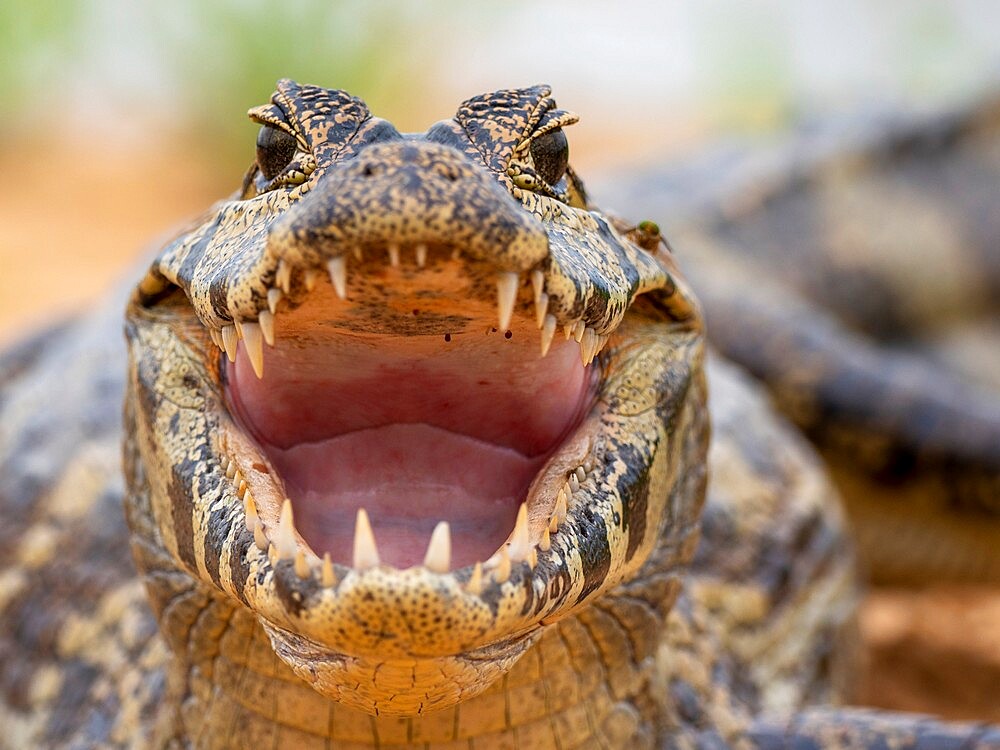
[124,80,707,716]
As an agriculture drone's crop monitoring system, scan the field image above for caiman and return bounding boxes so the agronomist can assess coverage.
[0,80,998,749]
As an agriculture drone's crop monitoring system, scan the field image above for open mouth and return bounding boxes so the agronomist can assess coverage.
[220,247,601,572]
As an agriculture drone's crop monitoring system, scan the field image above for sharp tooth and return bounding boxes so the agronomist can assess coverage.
[234,319,244,339]
[596,334,609,355]
[451,247,462,261]
[584,458,595,473]
[494,547,511,583]
[415,243,428,268]
[548,512,559,534]
[573,320,586,343]
[569,474,580,493]
[258,310,275,346]
[540,526,551,552]
[327,256,347,299]
[531,269,545,304]
[225,460,237,481]
[294,550,310,579]
[556,489,568,524]
[276,260,291,292]
[243,492,258,532]
[303,269,318,291]
[423,521,451,573]
[535,293,549,329]
[321,553,336,587]
[209,328,223,350]
[267,288,283,314]
[268,544,278,566]
[233,470,243,487]
[466,562,483,595]
[276,499,297,560]
[221,325,238,362]
[497,272,519,331]
[540,314,557,357]
[580,327,597,366]
[242,321,265,378]
[575,466,586,482]
[352,508,380,570]
[353,246,363,261]
[564,321,576,341]
[254,520,268,551]
[528,548,537,569]
[238,479,248,498]
[508,503,532,562]
[388,243,401,267]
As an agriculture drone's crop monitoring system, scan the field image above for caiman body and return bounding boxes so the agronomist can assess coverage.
[0,82,998,749]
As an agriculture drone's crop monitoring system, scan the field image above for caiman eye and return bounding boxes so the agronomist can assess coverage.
[529,128,569,186]
[256,125,297,180]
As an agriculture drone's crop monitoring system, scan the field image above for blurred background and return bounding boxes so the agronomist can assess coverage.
[2,0,999,721]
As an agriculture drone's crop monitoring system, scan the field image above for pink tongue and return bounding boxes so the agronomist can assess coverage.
[269,423,546,568]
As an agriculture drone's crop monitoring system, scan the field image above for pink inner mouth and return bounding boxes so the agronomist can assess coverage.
[227,325,593,568]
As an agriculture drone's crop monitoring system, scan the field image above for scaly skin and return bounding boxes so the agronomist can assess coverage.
[0,82,997,749]
[608,93,1000,584]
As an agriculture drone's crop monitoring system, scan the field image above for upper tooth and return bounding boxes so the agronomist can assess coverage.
[580,327,597,366]
[508,503,532,562]
[415,244,428,268]
[276,260,292,293]
[276,499,297,560]
[423,521,451,573]
[572,320,586,343]
[539,527,551,552]
[540,315,557,357]
[535,293,549,329]
[267,288,283,314]
[303,269,319,291]
[242,321,265,378]
[258,310,275,346]
[327,256,347,299]
[221,325,238,362]
[388,243,401,267]
[497,272,519,331]
[353,508,380,570]
[575,466,586,482]
[531,269,545,304]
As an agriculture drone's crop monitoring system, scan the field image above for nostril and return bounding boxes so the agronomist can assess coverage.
[361,164,376,177]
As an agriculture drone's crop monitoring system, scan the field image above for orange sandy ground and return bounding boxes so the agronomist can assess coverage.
[1,140,998,722]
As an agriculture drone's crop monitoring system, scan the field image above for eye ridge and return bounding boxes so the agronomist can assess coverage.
[528,128,569,187]
[256,125,298,181]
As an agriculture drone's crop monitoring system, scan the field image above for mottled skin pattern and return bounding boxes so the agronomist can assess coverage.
[0,82,997,749]
[606,93,1000,585]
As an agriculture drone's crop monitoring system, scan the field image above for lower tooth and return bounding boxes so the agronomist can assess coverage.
[294,550,310,579]
[494,548,511,583]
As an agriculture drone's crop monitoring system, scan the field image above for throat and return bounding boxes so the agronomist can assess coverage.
[170,605,649,748]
